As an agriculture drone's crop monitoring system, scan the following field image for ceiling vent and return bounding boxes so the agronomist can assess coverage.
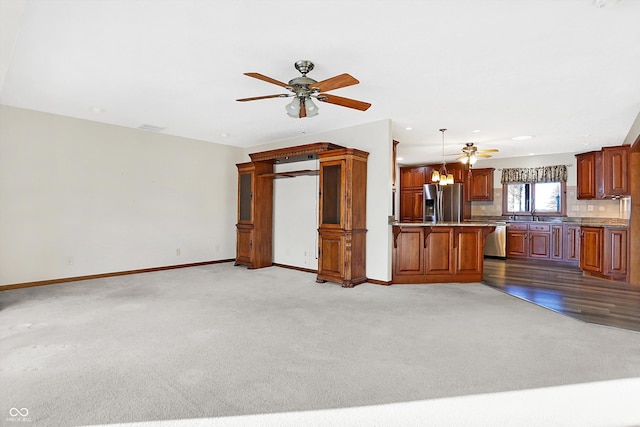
[138,124,165,132]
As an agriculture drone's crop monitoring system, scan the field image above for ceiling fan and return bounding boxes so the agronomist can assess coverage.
[236,60,372,118]
[456,143,499,166]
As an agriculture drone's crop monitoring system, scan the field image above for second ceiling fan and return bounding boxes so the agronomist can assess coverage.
[455,142,499,165]
[236,60,372,118]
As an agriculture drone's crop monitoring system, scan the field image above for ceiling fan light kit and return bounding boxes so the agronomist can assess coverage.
[456,142,499,167]
[237,60,371,119]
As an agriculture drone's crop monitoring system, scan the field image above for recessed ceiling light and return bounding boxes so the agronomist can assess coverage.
[528,153,535,156]
[220,133,229,137]
[91,107,104,114]
[511,135,533,141]
[405,127,412,131]
[582,134,591,138]
[472,129,480,133]
[396,157,404,161]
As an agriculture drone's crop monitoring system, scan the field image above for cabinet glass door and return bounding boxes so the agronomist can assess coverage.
[239,173,252,222]
[321,163,342,225]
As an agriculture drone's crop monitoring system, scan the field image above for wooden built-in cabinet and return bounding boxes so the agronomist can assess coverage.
[235,161,274,269]
[235,142,348,272]
[576,145,630,199]
[317,149,369,287]
[580,226,628,281]
[392,225,494,283]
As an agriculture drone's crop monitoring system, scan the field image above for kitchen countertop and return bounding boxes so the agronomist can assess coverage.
[470,216,629,228]
[391,222,499,227]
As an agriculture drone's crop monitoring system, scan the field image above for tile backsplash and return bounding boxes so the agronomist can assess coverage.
[470,186,631,219]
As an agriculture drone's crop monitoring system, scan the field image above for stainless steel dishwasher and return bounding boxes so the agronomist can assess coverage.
[484,222,506,259]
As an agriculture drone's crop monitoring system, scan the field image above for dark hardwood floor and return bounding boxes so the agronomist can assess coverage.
[483,258,640,333]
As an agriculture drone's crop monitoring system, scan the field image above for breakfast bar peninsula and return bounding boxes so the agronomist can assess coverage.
[391,222,496,284]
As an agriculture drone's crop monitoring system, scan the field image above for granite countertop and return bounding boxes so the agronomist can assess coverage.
[470,216,629,228]
[391,222,499,227]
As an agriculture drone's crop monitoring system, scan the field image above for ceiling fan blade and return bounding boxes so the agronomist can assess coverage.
[236,94,292,102]
[316,93,371,111]
[476,153,492,158]
[455,155,466,161]
[244,72,291,88]
[477,149,499,153]
[310,73,359,92]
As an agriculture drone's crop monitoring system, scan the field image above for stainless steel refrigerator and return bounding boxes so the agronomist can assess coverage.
[423,183,465,223]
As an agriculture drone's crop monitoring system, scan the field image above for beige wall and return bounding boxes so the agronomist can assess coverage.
[0,105,242,286]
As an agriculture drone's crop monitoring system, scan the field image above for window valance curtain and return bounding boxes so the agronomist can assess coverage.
[501,165,567,184]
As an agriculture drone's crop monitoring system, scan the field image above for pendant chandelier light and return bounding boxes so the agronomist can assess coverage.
[431,128,455,185]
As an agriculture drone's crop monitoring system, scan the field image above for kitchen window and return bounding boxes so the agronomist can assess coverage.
[501,165,567,217]
[503,182,565,215]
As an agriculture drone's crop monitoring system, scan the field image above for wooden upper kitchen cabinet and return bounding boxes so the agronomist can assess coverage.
[576,145,629,199]
[400,189,424,223]
[400,166,427,189]
[317,149,369,287]
[400,166,426,222]
[576,150,602,199]
[467,168,494,201]
[235,161,273,269]
[602,145,630,197]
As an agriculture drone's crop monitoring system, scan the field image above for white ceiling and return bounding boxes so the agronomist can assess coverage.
[1,0,639,164]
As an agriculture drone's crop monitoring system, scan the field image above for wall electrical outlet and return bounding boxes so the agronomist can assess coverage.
[176,248,181,256]
[599,206,605,211]
[66,256,74,265]
[587,205,594,211]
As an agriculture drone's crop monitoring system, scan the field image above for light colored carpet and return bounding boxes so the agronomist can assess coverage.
[1,263,640,426]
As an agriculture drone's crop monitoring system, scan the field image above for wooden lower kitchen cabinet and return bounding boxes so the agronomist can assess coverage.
[392,224,495,283]
[580,226,628,281]
[566,225,581,262]
[506,223,551,260]
[506,223,528,258]
[604,228,628,278]
[506,222,578,265]
[580,227,603,274]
